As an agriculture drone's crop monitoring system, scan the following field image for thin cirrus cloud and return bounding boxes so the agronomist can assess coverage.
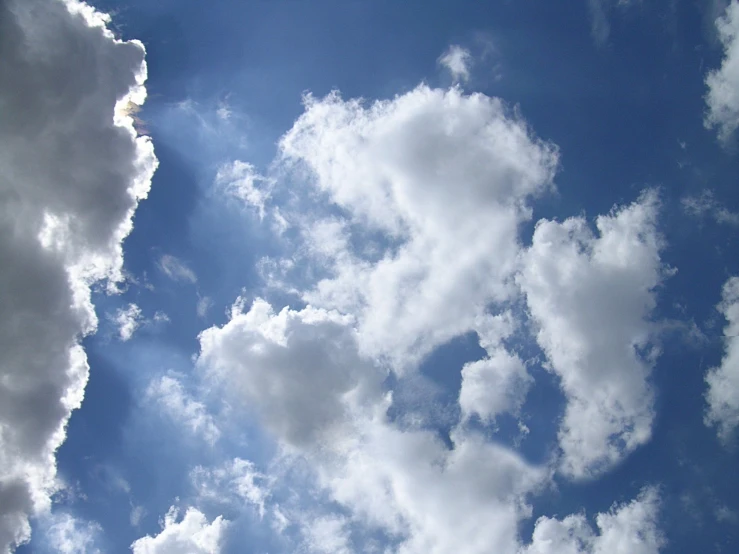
[158,254,198,284]
[0,0,156,550]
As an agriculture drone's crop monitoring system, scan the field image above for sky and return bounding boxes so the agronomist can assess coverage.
[2,0,739,553]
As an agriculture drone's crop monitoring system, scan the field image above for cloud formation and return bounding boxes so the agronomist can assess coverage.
[524,487,663,554]
[158,254,197,284]
[705,1,739,141]
[519,191,666,478]
[278,85,558,370]
[198,297,664,553]
[0,0,156,549]
[146,373,221,446]
[438,45,473,82]
[705,276,739,442]
[42,512,101,554]
[682,190,739,226]
[114,303,144,341]
[130,507,228,554]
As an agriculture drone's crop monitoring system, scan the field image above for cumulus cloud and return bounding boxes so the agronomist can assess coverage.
[518,191,667,479]
[459,311,533,422]
[438,45,473,82]
[0,0,156,549]
[704,276,739,442]
[198,298,383,449]
[523,487,663,554]
[158,254,197,284]
[130,507,228,554]
[277,85,558,370]
[705,1,739,141]
[198,295,665,553]
[146,373,221,446]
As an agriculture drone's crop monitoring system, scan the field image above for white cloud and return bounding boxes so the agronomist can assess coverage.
[216,160,272,219]
[198,298,383,449]
[518,191,667,479]
[158,254,197,284]
[438,45,473,82]
[704,276,739,442]
[705,1,739,141]
[301,515,353,554]
[459,311,533,422]
[523,487,663,554]
[0,0,156,549]
[682,190,739,226]
[130,507,228,554]
[42,512,102,554]
[198,297,663,554]
[459,349,532,423]
[277,85,558,370]
[191,458,271,518]
[146,373,221,446]
[113,303,144,341]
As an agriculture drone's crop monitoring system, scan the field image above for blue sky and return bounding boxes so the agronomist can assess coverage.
[3,0,739,553]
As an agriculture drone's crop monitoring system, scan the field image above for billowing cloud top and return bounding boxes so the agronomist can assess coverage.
[0,0,156,550]
[6,1,739,553]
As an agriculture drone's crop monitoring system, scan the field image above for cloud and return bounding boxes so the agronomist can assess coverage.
[518,191,667,479]
[130,507,228,554]
[41,512,102,554]
[438,45,473,82]
[300,515,353,554]
[113,303,144,341]
[198,298,383,449]
[523,487,663,554]
[198,297,663,553]
[196,295,214,318]
[110,304,168,341]
[705,1,739,141]
[191,458,271,518]
[216,160,273,219]
[587,0,641,46]
[682,190,739,226]
[459,311,533,422]
[0,0,156,549]
[277,85,558,370]
[158,254,197,284]
[704,276,739,442]
[146,373,221,446]
[588,0,613,45]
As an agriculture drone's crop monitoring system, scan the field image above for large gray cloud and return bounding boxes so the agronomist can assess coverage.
[0,0,156,549]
